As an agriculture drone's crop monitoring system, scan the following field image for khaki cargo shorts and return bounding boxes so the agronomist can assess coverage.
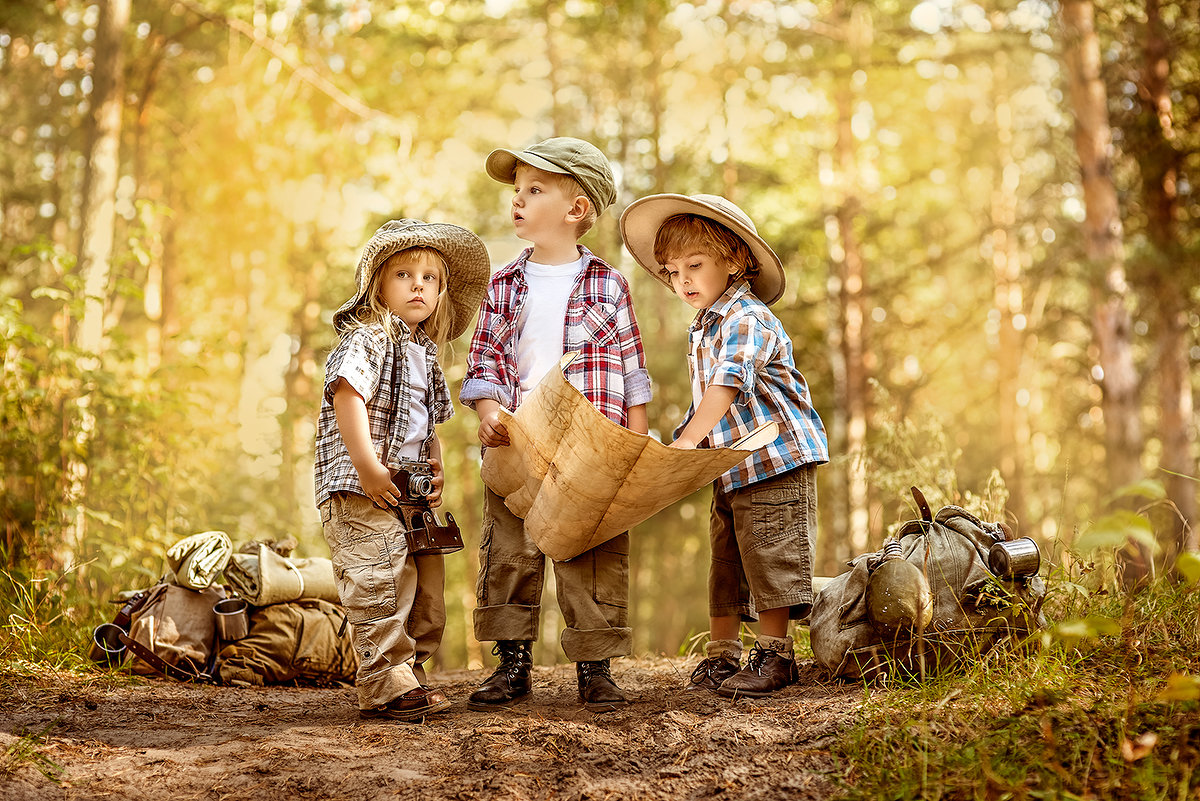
[708,464,818,621]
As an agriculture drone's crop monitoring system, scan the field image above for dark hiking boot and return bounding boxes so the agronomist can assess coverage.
[686,654,741,692]
[716,642,798,698]
[577,659,629,712]
[467,640,533,711]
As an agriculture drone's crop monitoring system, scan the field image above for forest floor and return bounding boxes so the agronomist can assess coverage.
[1,656,867,801]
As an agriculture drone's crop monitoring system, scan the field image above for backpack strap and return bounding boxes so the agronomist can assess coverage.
[115,628,216,684]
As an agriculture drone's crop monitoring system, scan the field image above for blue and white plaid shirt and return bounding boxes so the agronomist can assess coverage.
[314,322,452,508]
[674,280,829,491]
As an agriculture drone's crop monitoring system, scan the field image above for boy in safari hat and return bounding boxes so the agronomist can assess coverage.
[460,137,651,712]
[620,194,828,698]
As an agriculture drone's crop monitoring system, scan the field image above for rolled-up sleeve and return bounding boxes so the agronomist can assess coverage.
[707,312,779,398]
[459,290,513,410]
[615,287,652,407]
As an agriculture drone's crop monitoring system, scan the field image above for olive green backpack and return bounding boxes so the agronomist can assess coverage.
[809,488,1048,681]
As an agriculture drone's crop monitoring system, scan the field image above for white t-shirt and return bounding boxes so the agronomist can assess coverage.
[517,256,584,392]
[396,340,430,460]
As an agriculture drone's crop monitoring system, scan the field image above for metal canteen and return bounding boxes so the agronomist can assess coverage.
[988,537,1041,578]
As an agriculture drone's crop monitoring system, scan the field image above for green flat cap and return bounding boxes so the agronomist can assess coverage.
[486,137,617,214]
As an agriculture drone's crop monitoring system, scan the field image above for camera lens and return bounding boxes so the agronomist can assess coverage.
[409,474,434,498]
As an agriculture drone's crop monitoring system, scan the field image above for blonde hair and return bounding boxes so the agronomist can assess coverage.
[653,214,759,282]
[346,247,453,348]
[515,163,598,237]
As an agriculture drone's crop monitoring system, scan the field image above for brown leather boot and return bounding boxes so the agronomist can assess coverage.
[577,659,629,712]
[716,642,798,698]
[467,641,533,711]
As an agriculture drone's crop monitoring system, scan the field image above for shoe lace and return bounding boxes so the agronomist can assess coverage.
[490,642,528,678]
[579,660,612,683]
[744,645,780,675]
[690,656,732,683]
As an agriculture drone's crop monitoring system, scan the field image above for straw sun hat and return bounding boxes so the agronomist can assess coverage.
[334,219,491,340]
[619,194,786,306]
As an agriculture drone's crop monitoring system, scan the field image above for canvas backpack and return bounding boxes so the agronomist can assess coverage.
[809,488,1048,681]
[90,582,226,681]
[215,598,358,686]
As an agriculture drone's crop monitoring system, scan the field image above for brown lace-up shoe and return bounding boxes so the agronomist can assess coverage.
[686,655,741,692]
[360,686,452,721]
[716,642,798,698]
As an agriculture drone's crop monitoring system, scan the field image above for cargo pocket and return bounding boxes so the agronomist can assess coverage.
[593,534,629,609]
[330,516,399,625]
[749,481,801,546]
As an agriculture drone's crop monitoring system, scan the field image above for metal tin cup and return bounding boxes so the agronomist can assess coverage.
[90,623,128,666]
[214,597,250,641]
[988,537,1041,578]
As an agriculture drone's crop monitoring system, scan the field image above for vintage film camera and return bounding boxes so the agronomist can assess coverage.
[389,461,464,555]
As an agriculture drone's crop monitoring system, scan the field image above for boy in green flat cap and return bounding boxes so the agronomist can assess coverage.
[460,137,652,712]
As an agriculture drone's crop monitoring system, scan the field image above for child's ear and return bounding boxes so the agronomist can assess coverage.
[565,195,590,222]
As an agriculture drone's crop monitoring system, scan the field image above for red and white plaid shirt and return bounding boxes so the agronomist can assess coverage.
[460,245,651,426]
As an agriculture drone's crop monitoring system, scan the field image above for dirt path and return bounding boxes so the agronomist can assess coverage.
[1,657,864,801]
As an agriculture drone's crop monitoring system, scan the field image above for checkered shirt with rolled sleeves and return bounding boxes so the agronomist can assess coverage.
[459,245,652,426]
[314,323,452,508]
[673,280,829,492]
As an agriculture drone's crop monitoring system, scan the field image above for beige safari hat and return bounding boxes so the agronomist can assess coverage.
[619,193,786,306]
[334,219,491,340]
[486,137,617,214]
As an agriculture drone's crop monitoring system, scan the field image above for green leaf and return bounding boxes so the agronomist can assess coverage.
[1176,552,1200,585]
[1113,479,1167,501]
[1075,510,1159,554]
[1157,673,1200,702]
[1051,615,1122,643]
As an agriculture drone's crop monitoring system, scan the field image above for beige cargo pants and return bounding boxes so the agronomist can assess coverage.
[320,491,446,709]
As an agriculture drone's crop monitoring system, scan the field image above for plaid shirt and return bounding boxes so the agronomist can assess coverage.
[460,245,651,426]
[675,280,828,491]
[314,323,452,508]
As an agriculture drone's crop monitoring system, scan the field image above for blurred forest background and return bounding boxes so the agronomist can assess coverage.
[1,0,1196,671]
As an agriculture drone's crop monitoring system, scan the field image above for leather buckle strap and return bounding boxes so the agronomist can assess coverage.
[114,629,216,684]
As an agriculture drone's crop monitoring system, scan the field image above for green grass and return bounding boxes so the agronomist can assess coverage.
[832,578,1200,800]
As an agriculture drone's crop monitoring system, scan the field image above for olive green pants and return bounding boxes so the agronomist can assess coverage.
[473,488,632,662]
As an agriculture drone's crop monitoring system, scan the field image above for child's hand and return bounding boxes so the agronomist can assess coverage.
[669,436,699,450]
[426,457,444,508]
[477,407,511,448]
[358,460,401,509]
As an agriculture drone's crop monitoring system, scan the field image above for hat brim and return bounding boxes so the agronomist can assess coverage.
[485,148,571,185]
[337,220,491,341]
[619,194,785,306]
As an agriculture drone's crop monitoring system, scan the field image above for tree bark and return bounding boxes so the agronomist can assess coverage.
[1139,0,1197,557]
[1060,0,1148,587]
[989,49,1029,531]
[76,0,130,356]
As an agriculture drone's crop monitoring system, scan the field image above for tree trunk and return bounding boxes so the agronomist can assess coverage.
[1140,0,1197,558]
[833,1,872,558]
[76,0,130,357]
[989,49,1029,530]
[68,0,130,569]
[1060,0,1148,587]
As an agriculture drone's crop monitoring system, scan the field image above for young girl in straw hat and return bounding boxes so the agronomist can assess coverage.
[314,219,489,721]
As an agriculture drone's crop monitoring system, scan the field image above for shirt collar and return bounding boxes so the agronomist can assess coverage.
[689,279,754,332]
[496,244,599,281]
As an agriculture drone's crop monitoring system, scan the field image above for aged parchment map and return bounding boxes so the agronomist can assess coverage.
[481,353,778,560]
